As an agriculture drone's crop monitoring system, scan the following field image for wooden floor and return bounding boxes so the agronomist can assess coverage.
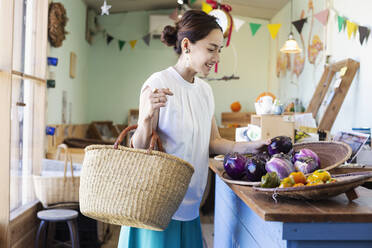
[102,212,215,248]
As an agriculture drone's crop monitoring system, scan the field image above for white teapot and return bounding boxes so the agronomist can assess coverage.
[255,96,273,115]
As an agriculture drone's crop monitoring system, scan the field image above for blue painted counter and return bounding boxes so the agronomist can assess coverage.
[210,159,372,248]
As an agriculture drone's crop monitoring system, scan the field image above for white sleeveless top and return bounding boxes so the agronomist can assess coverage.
[140,66,215,221]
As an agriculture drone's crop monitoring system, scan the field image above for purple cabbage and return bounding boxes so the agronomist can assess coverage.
[293,148,320,165]
[265,153,295,179]
[224,153,247,179]
[245,157,267,182]
[268,136,293,156]
[294,157,320,174]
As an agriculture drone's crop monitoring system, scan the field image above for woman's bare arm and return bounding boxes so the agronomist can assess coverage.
[209,116,269,155]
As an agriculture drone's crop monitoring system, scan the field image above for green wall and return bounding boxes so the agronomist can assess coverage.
[47,0,90,124]
[47,2,271,126]
[86,12,270,125]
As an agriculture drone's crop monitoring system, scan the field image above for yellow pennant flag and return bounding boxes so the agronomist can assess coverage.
[346,20,357,39]
[267,24,281,39]
[129,40,137,49]
[202,2,213,14]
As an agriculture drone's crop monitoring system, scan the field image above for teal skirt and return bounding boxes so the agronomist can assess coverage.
[117,217,203,248]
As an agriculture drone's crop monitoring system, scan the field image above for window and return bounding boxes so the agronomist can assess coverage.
[1,0,48,213]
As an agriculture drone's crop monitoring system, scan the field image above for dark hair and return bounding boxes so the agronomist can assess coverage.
[161,10,222,55]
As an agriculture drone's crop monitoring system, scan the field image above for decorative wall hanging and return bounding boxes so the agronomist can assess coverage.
[48,2,69,48]
[308,35,323,64]
[101,0,112,16]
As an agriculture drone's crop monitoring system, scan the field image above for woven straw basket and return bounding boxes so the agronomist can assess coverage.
[79,125,194,231]
[293,141,352,171]
[34,144,79,208]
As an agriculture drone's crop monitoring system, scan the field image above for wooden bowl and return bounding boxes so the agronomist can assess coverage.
[293,141,352,171]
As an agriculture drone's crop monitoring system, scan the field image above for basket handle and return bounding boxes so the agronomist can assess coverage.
[56,144,75,183]
[113,124,164,152]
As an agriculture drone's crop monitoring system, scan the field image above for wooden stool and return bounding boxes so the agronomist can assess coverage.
[35,209,80,248]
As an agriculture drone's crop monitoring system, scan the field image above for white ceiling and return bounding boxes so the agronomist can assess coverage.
[84,0,289,20]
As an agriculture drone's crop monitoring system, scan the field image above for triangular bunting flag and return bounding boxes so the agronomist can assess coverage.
[346,20,357,39]
[314,9,329,26]
[267,24,281,39]
[292,18,307,34]
[202,2,213,14]
[358,26,370,45]
[106,34,114,45]
[129,40,137,49]
[233,17,245,32]
[118,40,126,51]
[143,34,151,46]
[337,16,346,32]
[249,23,261,36]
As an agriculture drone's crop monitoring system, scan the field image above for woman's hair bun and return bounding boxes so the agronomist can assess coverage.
[161,25,178,47]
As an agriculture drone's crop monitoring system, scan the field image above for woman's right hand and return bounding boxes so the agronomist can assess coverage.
[139,86,173,121]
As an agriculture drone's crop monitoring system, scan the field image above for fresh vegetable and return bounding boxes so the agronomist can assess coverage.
[306,179,324,186]
[294,157,320,174]
[245,157,267,182]
[306,174,318,184]
[255,151,271,163]
[223,153,247,179]
[279,177,295,188]
[230,101,241,112]
[265,153,295,179]
[261,172,281,188]
[289,171,307,184]
[268,136,293,156]
[293,183,305,187]
[326,178,337,183]
[293,148,320,165]
[312,169,331,182]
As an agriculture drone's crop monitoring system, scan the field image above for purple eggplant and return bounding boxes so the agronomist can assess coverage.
[224,153,247,179]
[245,157,267,182]
[294,156,320,174]
[268,136,293,156]
[265,153,295,179]
[293,148,320,165]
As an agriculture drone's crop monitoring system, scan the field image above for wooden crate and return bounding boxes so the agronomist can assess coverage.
[251,115,295,141]
[221,112,253,127]
[218,127,236,141]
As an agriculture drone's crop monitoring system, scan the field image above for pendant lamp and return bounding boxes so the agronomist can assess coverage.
[280,0,301,54]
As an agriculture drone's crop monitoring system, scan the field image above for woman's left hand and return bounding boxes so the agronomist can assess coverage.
[248,139,271,153]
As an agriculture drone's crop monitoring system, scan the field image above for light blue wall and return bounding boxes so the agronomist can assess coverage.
[47,0,90,124]
[46,4,271,126]
[86,11,270,125]
[86,10,177,124]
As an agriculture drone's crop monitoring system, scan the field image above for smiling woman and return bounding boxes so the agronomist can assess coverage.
[119,10,268,248]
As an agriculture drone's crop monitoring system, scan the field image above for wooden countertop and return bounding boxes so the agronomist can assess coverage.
[210,158,372,223]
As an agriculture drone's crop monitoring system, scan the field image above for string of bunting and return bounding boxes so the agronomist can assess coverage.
[104,31,152,51]
[102,4,371,51]
[202,1,371,46]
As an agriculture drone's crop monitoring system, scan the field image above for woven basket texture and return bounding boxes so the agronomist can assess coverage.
[34,176,79,208]
[79,145,194,231]
[33,144,79,208]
